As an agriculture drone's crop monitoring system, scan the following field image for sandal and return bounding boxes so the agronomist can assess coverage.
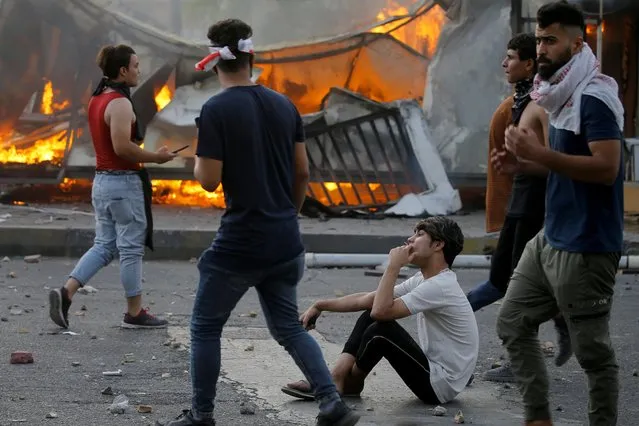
[280,379,362,401]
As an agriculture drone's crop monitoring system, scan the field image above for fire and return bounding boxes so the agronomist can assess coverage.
[371,2,447,57]
[41,80,70,114]
[151,179,225,208]
[308,182,402,207]
[0,130,69,165]
[154,84,173,110]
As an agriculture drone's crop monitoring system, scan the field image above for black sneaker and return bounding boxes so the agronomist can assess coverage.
[49,287,71,328]
[121,308,168,329]
[316,400,360,426]
[164,409,215,425]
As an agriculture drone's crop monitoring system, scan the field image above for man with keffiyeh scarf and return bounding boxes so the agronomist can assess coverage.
[48,44,176,331]
[496,2,625,425]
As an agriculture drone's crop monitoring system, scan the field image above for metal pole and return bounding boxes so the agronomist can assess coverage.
[596,0,603,66]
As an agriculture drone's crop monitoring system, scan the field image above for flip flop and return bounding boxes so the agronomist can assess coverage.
[281,380,315,401]
[281,379,362,401]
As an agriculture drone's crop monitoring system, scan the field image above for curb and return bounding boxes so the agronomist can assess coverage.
[0,226,501,260]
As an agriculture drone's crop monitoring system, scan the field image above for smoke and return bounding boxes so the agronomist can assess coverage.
[97,0,422,47]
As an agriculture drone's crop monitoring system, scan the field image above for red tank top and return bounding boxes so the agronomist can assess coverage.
[87,92,140,171]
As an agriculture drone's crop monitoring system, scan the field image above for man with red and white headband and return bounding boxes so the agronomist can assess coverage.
[164,19,359,426]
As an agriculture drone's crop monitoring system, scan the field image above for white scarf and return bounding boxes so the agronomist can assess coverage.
[531,43,624,134]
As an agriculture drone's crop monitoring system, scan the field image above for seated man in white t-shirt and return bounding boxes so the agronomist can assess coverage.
[281,216,479,405]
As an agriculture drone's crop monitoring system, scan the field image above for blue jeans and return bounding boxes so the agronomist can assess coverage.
[190,250,340,418]
[466,279,504,312]
[69,173,146,298]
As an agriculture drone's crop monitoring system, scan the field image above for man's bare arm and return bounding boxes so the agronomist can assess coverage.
[536,140,621,185]
[107,99,163,163]
[194,157,222,192]
[292,141,310,212]
[517,103,549,177]
[315,292,375,313]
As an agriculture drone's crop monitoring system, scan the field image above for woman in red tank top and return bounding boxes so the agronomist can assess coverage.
[48,44,176,330]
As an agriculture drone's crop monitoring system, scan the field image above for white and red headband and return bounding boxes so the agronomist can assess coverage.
[195,38,254,72]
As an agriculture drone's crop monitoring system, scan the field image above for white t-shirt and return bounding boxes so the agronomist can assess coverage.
[393,269,479,403]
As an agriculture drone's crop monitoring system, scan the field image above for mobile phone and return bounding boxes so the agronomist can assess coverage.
[172,145,190,154]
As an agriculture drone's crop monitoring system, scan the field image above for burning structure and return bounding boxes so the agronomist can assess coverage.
[5,0,636,215]
[0,0,462,216]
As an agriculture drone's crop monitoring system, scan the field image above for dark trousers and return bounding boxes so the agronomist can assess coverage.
[343,311,440,404]
[489,214,545,293]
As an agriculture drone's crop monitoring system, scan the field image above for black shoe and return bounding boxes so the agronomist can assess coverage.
[121,308,168,329]
[554,316,573,367]
[316,401,360,426]
[164,410,215,426]
[49,287,71,328]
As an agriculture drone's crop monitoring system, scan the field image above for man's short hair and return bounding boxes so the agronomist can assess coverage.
[508,33,537,68]
[414,217,464,267]
[206,19,253,73]
[537,1,585,33]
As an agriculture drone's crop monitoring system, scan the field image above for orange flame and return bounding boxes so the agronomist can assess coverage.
[0,131,69,165]
[154,84,173,110]
[371,2,447,57]
[41,80,70,114]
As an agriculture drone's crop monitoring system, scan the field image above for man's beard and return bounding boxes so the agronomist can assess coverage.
[537,48,572,81]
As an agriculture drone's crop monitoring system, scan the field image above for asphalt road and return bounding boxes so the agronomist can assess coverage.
[0,257,637,425]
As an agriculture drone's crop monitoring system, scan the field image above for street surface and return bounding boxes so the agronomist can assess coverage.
[0,257,638,425]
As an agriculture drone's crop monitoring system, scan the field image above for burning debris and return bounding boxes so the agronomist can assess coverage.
[0,0,459,216]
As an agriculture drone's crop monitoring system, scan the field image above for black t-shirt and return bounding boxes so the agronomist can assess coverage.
[506,94,547,218]
[545,95,624,253]
[195,85,305,271]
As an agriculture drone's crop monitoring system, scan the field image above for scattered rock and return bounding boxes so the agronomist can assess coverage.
[73,311,85,316]
[9,308,22,315]
[136,405,153,414]
[2,256,9,262]
[633,370,638,377]
[24,254,41,264]
[541,341,555,357]
[240,402,256,415]
[366,407,374,411]
[248,311,257,318]
[245,345,254,352]
[77,286,98,295]
[503,384,511,389]
[454,410,465,423]
[24,294,30,298]
[171,342,182,350]
[334,290,345,297]
[490,361,502,369]
[0,317,8,322]
[18,328,29,334]
[151,356,157,360]
[10,351,34,364]
[102,369,122,376]
[625,286,632,290]
[107,394,129,414]
[432,406,447,416]
[123,353,135,363]
[556,405,563,412]
[71,361,81,367]
[45,412,58,419]
[161,372,171,378]
[7,271,17,278]
[80,305,87,311]
[189,257,198,263]
[90,335,97,340]
[101,386,114,396]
